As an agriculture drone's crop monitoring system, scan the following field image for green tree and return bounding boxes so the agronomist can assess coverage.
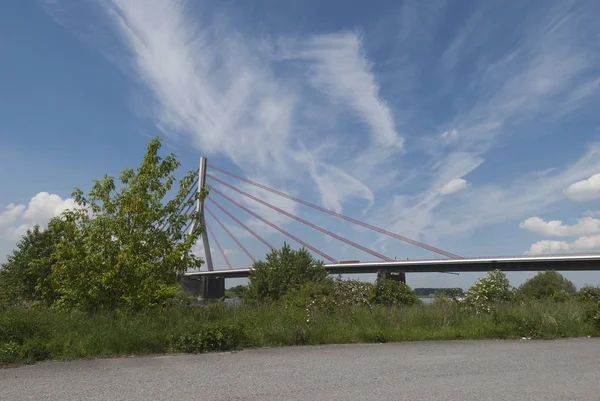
[517,271,576,302]
[47,137,206,310]
[369,279,420,306]
[246,243,328,302]
[465,270,514,313]
[0,225,63,307]
[227,285,249,299]
[577,285,600,303]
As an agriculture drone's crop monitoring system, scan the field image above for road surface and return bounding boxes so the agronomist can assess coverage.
[2,339,600,401]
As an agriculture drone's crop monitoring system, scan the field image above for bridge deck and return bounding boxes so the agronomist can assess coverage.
[183,254,600,279]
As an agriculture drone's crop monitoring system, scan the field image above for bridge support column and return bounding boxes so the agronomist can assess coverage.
[182,276,225,300]
[377,270,406,284]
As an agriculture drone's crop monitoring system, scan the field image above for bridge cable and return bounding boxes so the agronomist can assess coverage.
[205,219,233,270]
[159,177,199,232]
[207,164,461,259]
[205,205,257,263]
[207,198,277,252]
[209,187,338,263]
[207,173,393,262]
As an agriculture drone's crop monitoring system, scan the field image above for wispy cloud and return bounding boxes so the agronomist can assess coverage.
[44,0,398,218]
[40,0,600,263]
[282,32,403,149]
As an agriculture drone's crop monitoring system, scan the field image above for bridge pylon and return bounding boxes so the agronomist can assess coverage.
[377,270,406,284]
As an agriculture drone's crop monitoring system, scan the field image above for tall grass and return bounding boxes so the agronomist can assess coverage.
[1,301,598,365]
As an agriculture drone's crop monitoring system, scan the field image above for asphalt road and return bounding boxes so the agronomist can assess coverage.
[2,339,600,401]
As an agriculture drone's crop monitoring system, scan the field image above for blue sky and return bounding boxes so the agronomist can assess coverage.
[2,0,600,289]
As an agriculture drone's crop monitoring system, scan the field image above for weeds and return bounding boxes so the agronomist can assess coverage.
[0,301,598,365]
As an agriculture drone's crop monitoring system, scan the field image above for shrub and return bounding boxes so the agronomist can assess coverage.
[170,324,247,354]
[331,278,374,308]
[369,279,420,306]
[281,280,334,310]
[517,271,576,302]
[246,244,328,302]
[465,270,514,313]
[577,285,600,303]
[0,341,22,364]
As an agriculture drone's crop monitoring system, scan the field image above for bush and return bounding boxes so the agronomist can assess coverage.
[281,280,334,310]
[369,279,420,306]
[246,244,328,303]
[465,270,514,313]
[170,324,246,353]
[0,341,22,364]
[517,271,576,302]
[577,285,600,303]
[332,278,373,308]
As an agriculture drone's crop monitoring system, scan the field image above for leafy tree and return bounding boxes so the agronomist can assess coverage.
[47,137,206,310]
[227,285,248,299]
[369,279,420,306]
[577,285,600,303]
[246,243,328,302]
[465,270,514,313]
[0,225,63,307]
[517,271,576,302]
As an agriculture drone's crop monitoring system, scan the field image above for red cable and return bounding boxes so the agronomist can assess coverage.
[206,220,233,269]
[207,164,462,259]
[207,198,277,252]
[207,174,393,262]
[210,187,338,263]
[205,205,256,263]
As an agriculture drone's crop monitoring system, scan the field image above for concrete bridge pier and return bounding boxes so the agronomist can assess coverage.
[182,276,225,300]
[377,270,406,284]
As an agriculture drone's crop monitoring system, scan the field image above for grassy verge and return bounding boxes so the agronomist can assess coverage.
[1,301,599,365]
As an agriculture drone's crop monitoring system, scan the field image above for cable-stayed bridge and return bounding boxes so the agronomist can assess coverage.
[177,158,600,299]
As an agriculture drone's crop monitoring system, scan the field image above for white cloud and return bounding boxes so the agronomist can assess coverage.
[286,32,403,149]
[527,235,600,255]
[22,192,77,222]
[0,204,26,229]
[565,173,600,201]
[520,216,600,237]
[42,0,389,218]
[440,129,458,140]
[0,192,74,241]
[438,178,468,195]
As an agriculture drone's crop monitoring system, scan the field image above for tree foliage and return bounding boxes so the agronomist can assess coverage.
[0,225,63,307]
[369,279,420,306]
[246,243,328,302]
[517,271,576,302]
[1,137,205,311]
[577,285,600,303]
[465,270,514,313]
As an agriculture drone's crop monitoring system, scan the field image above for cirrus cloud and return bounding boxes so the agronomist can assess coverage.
[437,178,468,195]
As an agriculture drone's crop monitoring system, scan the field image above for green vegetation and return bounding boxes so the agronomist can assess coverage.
[1,138,600,366]
[245,243,328,303]
[414,288,464,297]
[517,271,577,302]
[0,137,205,311]
[1,300,598,365]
